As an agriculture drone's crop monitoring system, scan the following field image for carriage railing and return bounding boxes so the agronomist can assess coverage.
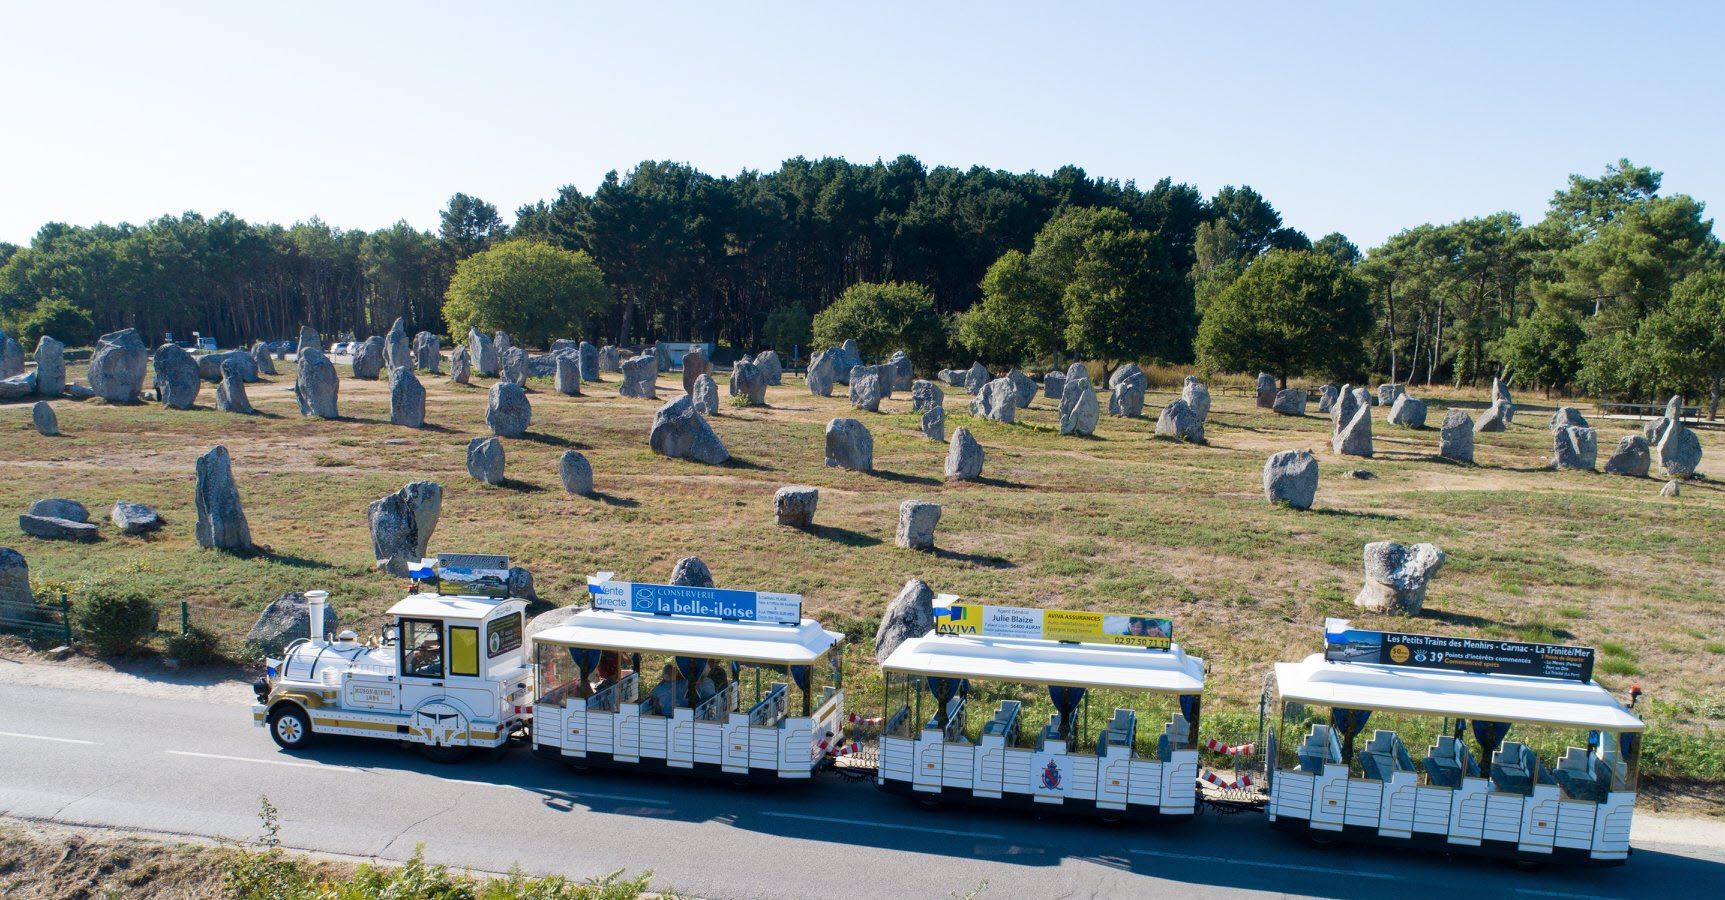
[695,682,739,722]
[585,671,640,713]
[749,682,790,726]
[926,697,967,742]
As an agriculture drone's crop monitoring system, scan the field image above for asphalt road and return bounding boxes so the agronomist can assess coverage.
[1,678,1722,899]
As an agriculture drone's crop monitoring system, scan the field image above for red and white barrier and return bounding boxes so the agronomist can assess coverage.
[1203,737,1255,756]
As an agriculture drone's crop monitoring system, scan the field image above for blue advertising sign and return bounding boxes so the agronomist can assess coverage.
[588,576,802,624]
[1323,617,1595,682]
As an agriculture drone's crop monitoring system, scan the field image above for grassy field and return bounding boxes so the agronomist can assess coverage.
[3,357,1723,786]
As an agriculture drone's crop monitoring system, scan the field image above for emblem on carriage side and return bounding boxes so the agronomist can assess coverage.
[1039,758,1063,790]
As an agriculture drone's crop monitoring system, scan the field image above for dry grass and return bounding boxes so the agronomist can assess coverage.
[3,362,1723,756]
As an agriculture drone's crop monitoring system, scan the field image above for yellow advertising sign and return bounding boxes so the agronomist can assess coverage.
[934,604,1172,649]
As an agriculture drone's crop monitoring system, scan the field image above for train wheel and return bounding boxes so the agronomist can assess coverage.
[269,706,314,750]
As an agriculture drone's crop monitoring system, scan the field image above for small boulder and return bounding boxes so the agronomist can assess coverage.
[849,364,894,398]
[215,358,254,414]
[598,345,621,373]
[774,486,819,528]
[669,556,714,588]
[246,591,340,657]
[970,377,1018,423]
[153,342,202,409]
[1475,400,1510,433]
[368,481,442,576]
[449,344,472,384]
[1603,434,1651,477]
[31,401,57,436]
[414,332,442,374]
[849,372,885,412]
[1387,393,1427,428]
[194,445,253,551]
[895,500,941,551]
[874,579,936,661]
[806,349,836,397]
[1439,409,1474,463]
[19,514,98,542]
[884,350,913,391]
[1272,388,1308,417]
[1042,372,1067,400]
[0,547,33,606]
[27,498,88,522]
[34,336,65,396]
[1661,479,1681,498]
[1255,373,1278,408]
[648,395,730,464]
[87,329,148,403]
[558,450,594,495]
[1656,396,1703,478]
[388,367,425,428]
[1108,378,1145,418]
[466,436,505,485]
[486,382,532,437]
[110,502,163,535]
[730,360,768,405]
[824,418,874,471]
[294,348,340,418]
[681,347,712,395]
[1058,376,1100,436]
[945,427,984,481]
[1111,364,1147,391]
[0,372,35,400]
[1552,426,1598,471]
[910,380,944,412]
[921,406,946,442]
[619,355,658,399]
[1182,376,1212,420]
[1154,398,1205,443]
[1263,449,1319,510]
[1354,541,1446,615]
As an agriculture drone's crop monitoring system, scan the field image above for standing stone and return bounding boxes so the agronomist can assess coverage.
[874,579,935,661]
[0,331,25,378]
[1656,395,1703,478]
[650,343,671,373]
[152,342,201,409]
[849,372,885,412]
[755,350,784,386]
[1475,400,1510,433]
[598,345,621,373]
[619,355,658,399]
[1272,389,1308,417]
[911,380,944,412]
[468,328,498,377]
[774,486,819,528]
[964,362,991,395]
[577,341,599,381]
[681,347,712,394]
[88,329,148,402]
[495,331,513,360]
[194,445,252,551]
[500,346,527,386]
[1059,376,1100,437]
[388,366,425,427]
[1439,409,1474,463]
[487,382,532,437]
[1333,388,1374,457]
[945,427,984,481]
[247,592,341,657]
[250,341,277,377]
[296,325,321,356]
[970,377,1018,423]
[450,345,473,385]
[1492,377,1516,424]
[824,418,874,472]
[847,364,892,398]
[731,360,768,405]
[558,450,594,495]
[1006,368,1037,408]
[31,401,57,436]
[413,332,442,374]
[806,349,836,397]
[669,556,715,588]
[938,369,966,386]
[886,350,913,391]
[827,342,863,385]
[1387,393,1428,428]
[1549,406,1589,431]
[1154,398,1206,444]
[293,348,340,418]
[921,406,946,442]
[1043,372,1067,400]
[462,436,503,485]
[1109,364,1145,391]
[0,371,35,400]
[216,358,254,414]
[1661,480,1681,497]
[1354,542,1446,615]
[1315,384,1338,414]
[110,502,163,535]
[33,336,65,396]
[649,395,730,464]
[1604,435,1651,477]
[1552,426,1598,471]
[1329,383,1357,430]
[0,547,32,607]
[1108,379,1145,418]
[691,373,720,414]
[895,501,941,551]
[554,354,582,396]
[383,318,410,373]
[1376,383,1406,407]
[197,350,258,383]
[368,481,442,575]
[1256,373,1278,408]
[1263,449,1319,510]
[348,336,384,379]
[1182,376,1212,420]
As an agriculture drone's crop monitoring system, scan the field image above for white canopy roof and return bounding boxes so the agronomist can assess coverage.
[531,608,842,664]
[881,634,1205,693]
[387,593,525,622]
[1275,653,1644,732]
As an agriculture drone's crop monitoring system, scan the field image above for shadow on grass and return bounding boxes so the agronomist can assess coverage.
[517,431,580,448]
[801,524,882,547]
[591,491,640,508]
[721,456,772,472]
[1420,609,1501,629]
[492,478,545,493]
[409,422,461,434]
[972,476,1034,490]
[933,547,1016,569]
[1310,508,1402,522]
[229,546,332,569]
[873,469,941,486]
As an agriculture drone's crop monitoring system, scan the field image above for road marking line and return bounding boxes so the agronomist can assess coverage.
[764,811,1003,840]
[165,750,352,771]
[439,777,669,806]
[0,730,98,745]
[1129,848,1400,879]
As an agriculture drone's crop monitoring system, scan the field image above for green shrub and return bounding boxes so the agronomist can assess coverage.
[16,297,96,349]
[166,625,229,665]
[76,589,160,655]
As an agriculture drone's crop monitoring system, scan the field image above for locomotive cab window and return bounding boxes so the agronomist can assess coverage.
[401,618,444,678]
[448,625,479,677]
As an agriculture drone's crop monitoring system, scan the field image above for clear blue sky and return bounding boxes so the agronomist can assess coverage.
[2,1,1720,249]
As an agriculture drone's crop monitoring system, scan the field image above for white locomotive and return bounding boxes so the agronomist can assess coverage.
[252,554,533,761]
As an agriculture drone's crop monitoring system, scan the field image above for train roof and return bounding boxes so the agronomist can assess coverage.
[1274,653,1644,732]
[531,608,842,664]
[881,633,1205,693]
[386,592,525,622]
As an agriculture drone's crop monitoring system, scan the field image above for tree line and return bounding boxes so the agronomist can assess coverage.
[1,156,1719,411]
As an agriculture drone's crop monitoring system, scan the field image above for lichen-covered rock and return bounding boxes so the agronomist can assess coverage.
[689,373,720,415]
[911,380,943,412]
[468,328,498,377]
[1059,376,1100,436]
[384,318,411,373]
[33,336,65,396]
[499,346,528,386]
[824,418,873,471]
[449,343,472,384]
[577,341,599,381]
[1332,388,1374,457]
[874,579,935,661]
[1315,384,1338,414]
[970,377,1018,423]
[110,502,163,535]
[88,329,148,402]
[466,436,505,484]
[296,325,320,356]
[350,336,386,380]
[1043,372,1067,400]
[1475,400,1510,433]
[1549,406,1589,432]
[1656,395,1703,478]
[945,427,984,481]
[197,349,258,383]
[294,347,339,417]
[0,332,22,379]
[849,372,884,412]
[554,353,582,397]
[1354,541,1446,615]
[251,341,277,377]
[681,346,712,395]
[1111,364,1146,391]
[152,341,200,408]
[19,514,98,542]
[1491,377,1516,424]
[1603,434,1650,477]
[486,382,532,437]
[0,371,36,400]
[413,332,442,374]
[387,366,425,427]
[27,498,88,522]
[0,547,31,607]
[619,355,658,399]
[598,345,621,373]
[774,486,819,528]
[194,445,252,551]
[755,350,784,386]
[1154,397,1205,444]
[215,358,255,414]
[649,395,730,464]
[1108,379,1145,418]
[849,364,894,398]
[1182,376,1212,420]
[886,350,913,391]
[963,362,990,395]
[1256,373,1278,408]
[368,481,442,575]
[653,343,673,373]
[1387,393,1427,428]
[31,401,58,436]
[938,368,965,386]
[669,556,714,588]
[1007,368,1037,408]
[921,406,946,442]
[1263,449,1319,510]
[1439,409,1474,463]
[895,501,941,551]
[1376,383,1405,407]
[806,349,835,397]
[246,591,340,658]
[1552,426,1597,471]
[1661,479,1681,498]
[828,343,863,385]
[730,360,768,405]
[1272,389,1308,417]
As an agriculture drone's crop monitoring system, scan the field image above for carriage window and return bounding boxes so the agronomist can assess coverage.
[401,619,443,678]
[487,614,523,659]
[449,626,479,677]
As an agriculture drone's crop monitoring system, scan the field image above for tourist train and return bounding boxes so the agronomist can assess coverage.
[253,554,1645,866]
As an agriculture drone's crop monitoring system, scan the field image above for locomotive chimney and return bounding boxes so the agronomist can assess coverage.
[306,590,329,644]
